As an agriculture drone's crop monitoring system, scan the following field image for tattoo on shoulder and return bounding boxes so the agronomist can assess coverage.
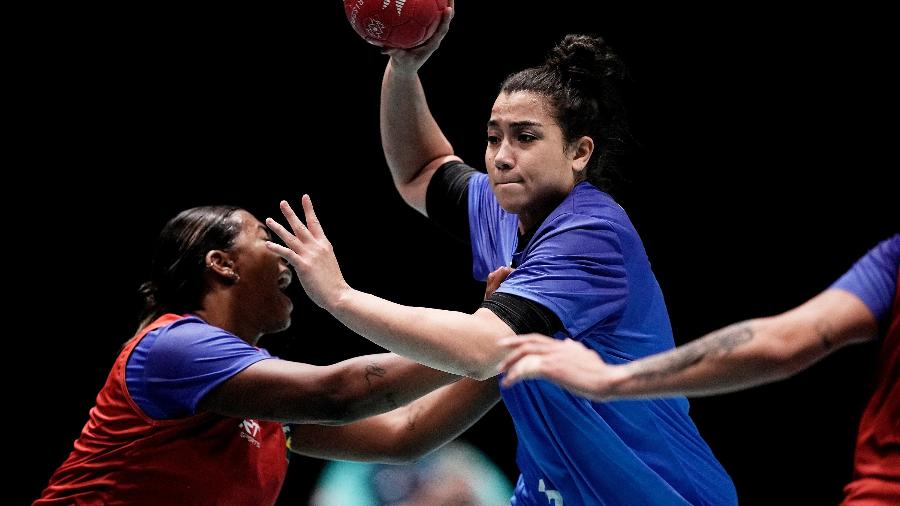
[364,363,387,386]
[633,323,754,382]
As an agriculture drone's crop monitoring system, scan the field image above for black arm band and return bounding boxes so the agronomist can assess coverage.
[481,292,563,335]
[424,160,478,243]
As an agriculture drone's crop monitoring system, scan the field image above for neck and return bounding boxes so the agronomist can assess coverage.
[194,292,261,345]
[517,191,569,235]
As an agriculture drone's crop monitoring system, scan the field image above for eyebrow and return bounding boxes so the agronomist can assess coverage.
[487,120,544,129]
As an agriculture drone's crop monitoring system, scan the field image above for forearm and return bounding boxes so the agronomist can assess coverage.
[604,321,783,399]
[290,378,500,463]
[331,290,509,379]
[380,63,457,188]
[323,353,460,424]
[605,296,872,400]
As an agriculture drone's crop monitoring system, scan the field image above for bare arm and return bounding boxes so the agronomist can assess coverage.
[380,2,462,214]
[266,197,514,380]
[499,289,879,400]
[199,353,456,424]
[289,377,499,464]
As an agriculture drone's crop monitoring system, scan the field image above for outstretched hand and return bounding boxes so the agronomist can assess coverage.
[498,334,624,401]
[383,0,454,75]
[265,196,349,311]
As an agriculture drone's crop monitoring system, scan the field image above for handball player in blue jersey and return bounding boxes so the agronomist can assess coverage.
[501,234,900,505]
[266,4,737,504]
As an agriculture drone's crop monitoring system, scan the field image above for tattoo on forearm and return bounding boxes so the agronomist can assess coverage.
[364,363,386,386]
[816,320,836,350]
[632,323,755,383]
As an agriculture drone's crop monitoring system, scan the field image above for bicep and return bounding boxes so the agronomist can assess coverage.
[198,359,340,423]
[768,289,879,365]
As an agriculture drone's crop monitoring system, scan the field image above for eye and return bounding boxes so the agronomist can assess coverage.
[517,133,537,143]
[486,135,500,145]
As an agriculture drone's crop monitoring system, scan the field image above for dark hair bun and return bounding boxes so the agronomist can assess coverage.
[546,34,628,86]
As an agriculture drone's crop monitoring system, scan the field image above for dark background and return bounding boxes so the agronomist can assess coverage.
[20,2,895,504]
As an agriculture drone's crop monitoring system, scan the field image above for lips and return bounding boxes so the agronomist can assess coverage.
[277,270,293,290]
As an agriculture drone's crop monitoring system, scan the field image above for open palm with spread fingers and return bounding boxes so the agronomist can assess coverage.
[498,334,625,401]
[265,196,349,310]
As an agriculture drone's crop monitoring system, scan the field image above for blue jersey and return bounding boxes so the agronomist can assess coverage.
[831,234,900,328]
[126,315,273,419]
[469,174,737,505]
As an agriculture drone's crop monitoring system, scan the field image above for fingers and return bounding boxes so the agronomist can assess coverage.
[414,4,452,54]
[265,216,299,249]
[496,341,553,373]
[264,240,300,264]
[432,5,454,42]
[484,265,514,298]
[498,334,555,349]
[301,195,324,236]
[277,199,314,243]
[502,355,544,387]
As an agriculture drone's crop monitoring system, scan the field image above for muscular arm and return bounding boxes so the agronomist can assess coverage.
[501,289,879,400]
[332,297,514,380]
[199,353,457,424]
[201,265,513,423]
[289,377,499,464]
[380,7,462,214]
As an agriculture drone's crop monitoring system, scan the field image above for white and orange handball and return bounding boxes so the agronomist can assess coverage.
[344,0,448,49]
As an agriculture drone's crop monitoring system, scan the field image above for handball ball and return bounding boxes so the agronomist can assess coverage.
[344,0,448,49]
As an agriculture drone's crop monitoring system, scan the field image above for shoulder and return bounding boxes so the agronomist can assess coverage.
[534,183,644,251]
[147,317,264,364]
[562,183,630,225]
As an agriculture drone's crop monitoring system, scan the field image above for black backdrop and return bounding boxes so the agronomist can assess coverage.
[21,2,896,504]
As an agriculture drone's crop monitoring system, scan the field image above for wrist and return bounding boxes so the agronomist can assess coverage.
[596,364,631,401]
[326,284,354,315]
[388,58,421,79]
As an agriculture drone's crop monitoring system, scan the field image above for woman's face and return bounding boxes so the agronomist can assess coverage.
[485,91,590,229]
[228,210,294,334]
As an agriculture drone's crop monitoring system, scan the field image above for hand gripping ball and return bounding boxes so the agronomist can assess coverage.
[344,0,448,49]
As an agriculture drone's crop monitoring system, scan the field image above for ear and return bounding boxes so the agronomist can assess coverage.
[205,250,240,284]
[570,136,594,174]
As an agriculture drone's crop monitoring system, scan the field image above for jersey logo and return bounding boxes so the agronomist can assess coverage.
[239,419,262,448]
[539,479,563,506]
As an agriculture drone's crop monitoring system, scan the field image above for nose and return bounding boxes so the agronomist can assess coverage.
[494,141,514,171]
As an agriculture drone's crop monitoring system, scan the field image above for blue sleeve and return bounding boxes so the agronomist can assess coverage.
[468,173,519,281]
[830,234,900,324]
[126,319,273,419]
[497,213,628,338]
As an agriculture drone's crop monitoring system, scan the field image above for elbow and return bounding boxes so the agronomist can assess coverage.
[464,367,496,382]
[757,334,810,381]
[458,352,499,381]
[395,183,423,210]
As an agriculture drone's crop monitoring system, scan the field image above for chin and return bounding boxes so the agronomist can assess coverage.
[493,193,523,214]
[267,315,292,334]
[492,186,529,214]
